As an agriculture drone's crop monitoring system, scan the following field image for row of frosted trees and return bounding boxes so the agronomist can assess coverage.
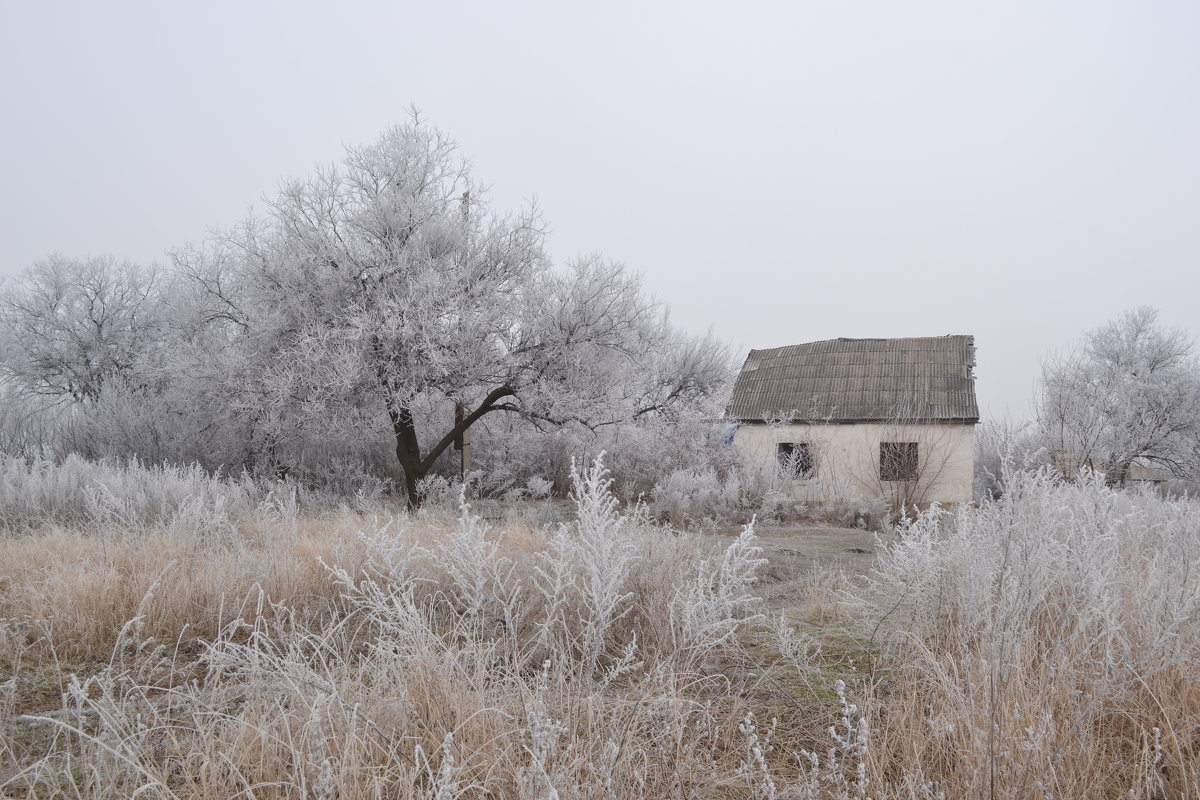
[2,116,1197,507]
[0,116,733,506]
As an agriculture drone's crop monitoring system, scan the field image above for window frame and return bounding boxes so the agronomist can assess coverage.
[879,441,919,481]
[777,441,815,480]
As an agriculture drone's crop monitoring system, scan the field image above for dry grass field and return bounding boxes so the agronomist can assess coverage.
[2,457,1198,798]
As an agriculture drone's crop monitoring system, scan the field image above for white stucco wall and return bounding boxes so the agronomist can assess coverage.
[733,421,976,507]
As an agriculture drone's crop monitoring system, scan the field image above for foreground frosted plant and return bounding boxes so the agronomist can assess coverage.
[12,447,1200,797]
[563,455,640,673]
[855,467,1200,798]
[671,518,766,662]
[737,712,779,800]
[432,490,512,620]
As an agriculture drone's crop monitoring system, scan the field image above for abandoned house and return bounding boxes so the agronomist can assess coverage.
[726,335,979,507]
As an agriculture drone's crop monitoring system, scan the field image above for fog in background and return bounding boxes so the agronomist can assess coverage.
[2,0,1197,420]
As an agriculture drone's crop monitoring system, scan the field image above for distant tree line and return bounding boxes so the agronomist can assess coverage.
[4,117,1196,509]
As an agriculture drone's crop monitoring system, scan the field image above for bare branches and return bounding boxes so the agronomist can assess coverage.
[0,255,164,403]
[1038,307,1200,482]
[160,115,729,503]
[0,115,733,503]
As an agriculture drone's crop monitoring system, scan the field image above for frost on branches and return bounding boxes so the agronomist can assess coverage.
[172,114,727,505]
[1038,307,1200,484]
[0,114,730,502]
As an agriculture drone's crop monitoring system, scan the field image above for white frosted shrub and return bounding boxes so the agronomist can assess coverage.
[0,453,266,534]
[12,452,1200,796]
[650,460,811,528]
[855,467,1200,797]
[465,410,739,505]
[671,521,766,659]
[414,473,463,509]
[806,474,888,530]
[428,491,515,621]
[971,418,1048,501]
[525,475,553,499]
[652,466,740,526]
[560,456,641,672]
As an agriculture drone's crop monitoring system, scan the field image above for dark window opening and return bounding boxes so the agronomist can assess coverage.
[777,442,815,479]
[880,442,919,481]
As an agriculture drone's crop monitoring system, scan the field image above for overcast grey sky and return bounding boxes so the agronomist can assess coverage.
[2,1,1197,419]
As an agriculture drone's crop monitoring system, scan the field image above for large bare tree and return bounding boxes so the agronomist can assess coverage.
[177,115,723,504]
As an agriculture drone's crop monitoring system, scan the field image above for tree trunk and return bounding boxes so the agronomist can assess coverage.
[388,404,426,509]
[387,385,517,509]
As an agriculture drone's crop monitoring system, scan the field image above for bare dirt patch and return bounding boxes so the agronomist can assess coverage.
[705,523,888,610]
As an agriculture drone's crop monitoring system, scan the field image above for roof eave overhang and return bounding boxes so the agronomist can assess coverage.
[729,416,980,425]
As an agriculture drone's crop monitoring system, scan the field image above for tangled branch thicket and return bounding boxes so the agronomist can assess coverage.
[1,457,1199,798]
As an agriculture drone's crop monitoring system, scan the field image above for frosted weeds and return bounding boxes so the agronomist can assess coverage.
[7,454,778,797]
[651,463,812,528]
[564,455,641,673]
[0,453,266,535]
[671,518,766,660]
[432,490,511,620]
[864,468,1200,666]
[12,458,1194,796]
[853,467,1200,797]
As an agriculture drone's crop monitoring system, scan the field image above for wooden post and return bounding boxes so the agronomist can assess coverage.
[454,402,472,481]
[462,419,472,478]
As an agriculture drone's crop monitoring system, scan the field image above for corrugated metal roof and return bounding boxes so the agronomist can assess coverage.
[727,335,979,422]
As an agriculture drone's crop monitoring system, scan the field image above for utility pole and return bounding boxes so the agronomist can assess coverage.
[454,402,472,481]
[455,190,473,482]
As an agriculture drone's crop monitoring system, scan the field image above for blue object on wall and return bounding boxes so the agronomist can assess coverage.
[722,424,739,446]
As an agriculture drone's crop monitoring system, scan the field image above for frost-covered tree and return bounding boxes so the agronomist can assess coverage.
[177,115,728,503]
[0,255,163,403]
[1038,307,1200,482]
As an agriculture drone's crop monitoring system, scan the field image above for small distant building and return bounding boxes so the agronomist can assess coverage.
[1049,450,1087,478]
[1051,451,1170,490]
[1124,461,1169,489]
[726,335,980,507]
